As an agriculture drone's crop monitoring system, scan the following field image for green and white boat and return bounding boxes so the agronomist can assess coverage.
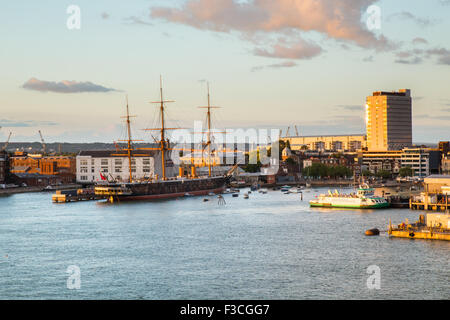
[309,185,389,209]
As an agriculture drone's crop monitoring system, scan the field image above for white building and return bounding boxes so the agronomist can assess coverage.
[401,148,440,177]
[76,150,155,183]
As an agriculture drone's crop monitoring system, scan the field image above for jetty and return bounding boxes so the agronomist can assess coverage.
[388,213,450,241]
[409,192,450,212]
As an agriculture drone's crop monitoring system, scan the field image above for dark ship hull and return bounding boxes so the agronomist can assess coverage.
[95,176,229,202]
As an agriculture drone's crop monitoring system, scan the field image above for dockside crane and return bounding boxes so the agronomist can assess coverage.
[2,131,12,151]
[294,125,299,137]
[38,130,46,154]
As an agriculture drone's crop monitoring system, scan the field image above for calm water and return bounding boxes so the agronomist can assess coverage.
[0,188,448,299]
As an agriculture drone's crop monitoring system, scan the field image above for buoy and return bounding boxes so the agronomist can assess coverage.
[365,228,380,236]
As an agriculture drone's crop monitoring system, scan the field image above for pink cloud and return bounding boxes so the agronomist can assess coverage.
[150,0,394,55]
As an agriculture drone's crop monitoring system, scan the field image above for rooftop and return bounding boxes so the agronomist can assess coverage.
[425,175,450,179]
[78,150,157,158]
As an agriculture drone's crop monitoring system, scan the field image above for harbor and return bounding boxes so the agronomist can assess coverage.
[1,187,449,300]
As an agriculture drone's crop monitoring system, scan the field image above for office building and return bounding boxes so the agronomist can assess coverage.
[366,89,412,151]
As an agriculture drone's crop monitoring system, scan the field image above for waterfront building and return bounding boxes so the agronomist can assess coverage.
[423,175,450,193]
[10,152,75,176]
[438,141,449,155]
[401,148,440,177]
[360,150,402,175]
[366,89,412,151]
[360,147,440,177]
[442,155,450,174]
[283,134,366,152]
[76,150,155,183]
[0,150,9,183]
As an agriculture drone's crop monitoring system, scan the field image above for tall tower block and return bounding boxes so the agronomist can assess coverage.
[366,89,412,151]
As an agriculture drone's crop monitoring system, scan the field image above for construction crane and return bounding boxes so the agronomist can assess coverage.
[38,130,46,154]
[294,125,299,136]
[286,126,290,137]
[2,131,12,151]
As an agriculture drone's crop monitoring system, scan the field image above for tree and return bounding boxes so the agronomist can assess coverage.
[399,166,413,177]
[285,157,296,165]
[302,163,352,179]
[362,169,372,177]
[244,162,262,173]
[375,170,391,179]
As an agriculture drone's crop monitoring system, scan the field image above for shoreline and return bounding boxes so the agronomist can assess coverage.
[0,184,82,195]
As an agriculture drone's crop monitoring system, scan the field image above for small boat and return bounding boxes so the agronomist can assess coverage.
[288,187,302,194]
[259,188,268,194]
[208,192,216,196]
[305,183,312,188]
[309,184,389,209]
[232,193,239,197]
[280,185,291,192]
[184,193,193,197]
[243,193,249,199]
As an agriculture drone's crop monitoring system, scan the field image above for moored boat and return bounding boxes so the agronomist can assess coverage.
[309,185,389,209]
[94,79,236,203]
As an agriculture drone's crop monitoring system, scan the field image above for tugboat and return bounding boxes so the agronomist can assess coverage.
[309,184,389,209]
[95,79,237,203]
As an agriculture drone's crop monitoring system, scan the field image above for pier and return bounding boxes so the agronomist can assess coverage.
[388,214,450,241]
[409,192,450,212]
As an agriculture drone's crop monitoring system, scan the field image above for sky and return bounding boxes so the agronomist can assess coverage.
[1,0,449,143]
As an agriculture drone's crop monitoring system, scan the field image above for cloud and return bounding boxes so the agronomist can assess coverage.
[253,38,322,60]
[395,57,423,65]
[395,51,412,58]
[22,78,120,93]
[426,48,450,65]
[387,11,434,27]
[149,0,395,59]
[412,37,428,45]
[335,105,362,111]
[0,119,59,127]
[124,16,153,26]
[251,61,297,72]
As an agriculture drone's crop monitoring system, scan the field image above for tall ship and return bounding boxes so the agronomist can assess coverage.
[309,185,389,209]
[95,78,236,203]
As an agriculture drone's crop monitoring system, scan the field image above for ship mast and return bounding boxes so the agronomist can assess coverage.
[142,76,175,181]
[125,97,133,183]
[198,83,221,178]
[113,96,144,183]
[159,77,166,180]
